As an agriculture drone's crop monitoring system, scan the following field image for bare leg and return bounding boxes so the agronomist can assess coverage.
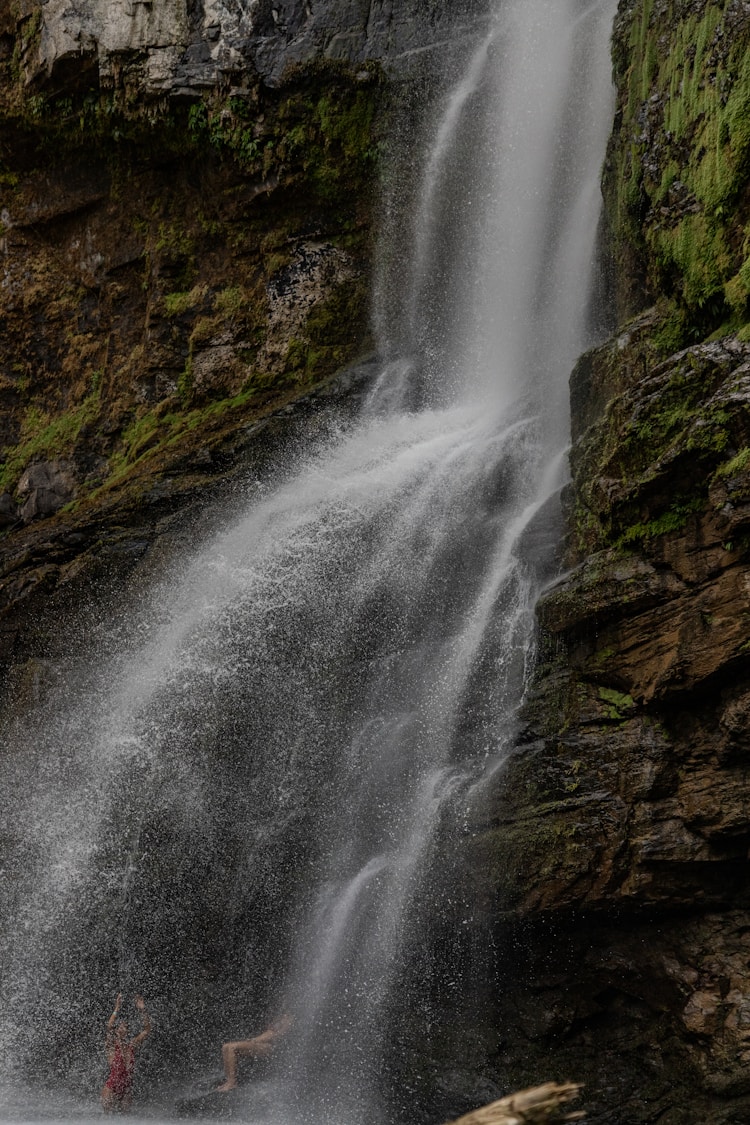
[101,1085,116,1113]
[216,1039,272,1092]
[216,1042,240,1092]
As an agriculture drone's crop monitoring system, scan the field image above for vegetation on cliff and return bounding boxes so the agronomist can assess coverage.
[0,2,384,524]
[607,0,750,348]
[7,0,750,1120]
[578,0,750,558]
[470,4,750,1121]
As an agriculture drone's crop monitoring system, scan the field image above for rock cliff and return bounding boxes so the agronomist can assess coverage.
[468,2,750,1121]
[5,0,750,1121]
[31,0,480,90]
[0,0,482,687]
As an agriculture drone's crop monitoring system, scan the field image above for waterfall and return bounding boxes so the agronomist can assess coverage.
[0,1,616,1122]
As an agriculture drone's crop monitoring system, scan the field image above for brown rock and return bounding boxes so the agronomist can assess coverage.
[682,991,720,1036]
[475,323,750,1119]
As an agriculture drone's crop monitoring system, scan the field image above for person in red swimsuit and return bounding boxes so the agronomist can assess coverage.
[100,992,151,1112]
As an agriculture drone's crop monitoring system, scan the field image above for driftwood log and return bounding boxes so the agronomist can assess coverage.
[447,1083,585,1125]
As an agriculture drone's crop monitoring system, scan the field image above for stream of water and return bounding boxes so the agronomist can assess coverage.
[0,1,616,1122]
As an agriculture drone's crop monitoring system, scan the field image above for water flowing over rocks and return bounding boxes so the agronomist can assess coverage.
[0,359,375,699]
[5,0,750,1122]
[0,0,620,1119]
[453,1,750,1116]
[471,330,750,1120]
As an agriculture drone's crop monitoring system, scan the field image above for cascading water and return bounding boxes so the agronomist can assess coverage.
[0,1,616,1122]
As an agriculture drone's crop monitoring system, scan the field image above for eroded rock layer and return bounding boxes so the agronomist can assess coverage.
[469,2,750,1121]
[0,0,483,686]
[5,0,750,1121]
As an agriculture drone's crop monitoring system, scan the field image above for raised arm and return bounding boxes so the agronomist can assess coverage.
[107,992,123,1032]
[131,994,151,1049]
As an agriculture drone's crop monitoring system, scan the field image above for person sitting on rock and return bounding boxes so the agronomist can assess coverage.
[101,992,151,1112]
[216,1012,293,1093]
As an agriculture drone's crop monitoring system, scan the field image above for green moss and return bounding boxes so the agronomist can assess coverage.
[685,407,730,455]
[588,645,616,670]
[724,47,750,172]
[154,221,194,258]
[263,251,292,278]
[620,357,732,473]
[189,316,220,348]
[316,275,369,338]
[163,286,205,317]
[102,383,268,487]
[0,392,100,492]
[625,400,691,452]
[609,2,750,334]
[651,301,693,353]
[273,70,382,209]
[597,686,635,720]
[112,410,168,468]
[617,497,704,548]
[177,357,193,405]
[716,446,750,479]
[724,253,750,316]
[213,287,244,318]
[475,812,586,905]
[280,274,370,385]
[187,94,273,169]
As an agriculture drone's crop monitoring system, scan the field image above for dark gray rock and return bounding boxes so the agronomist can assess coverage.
[17,459,77,523]
[34,0,490,95]
[247,0,489,84]
[0,491,18,527]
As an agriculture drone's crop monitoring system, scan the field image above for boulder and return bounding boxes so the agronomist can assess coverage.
[17,460,77,523]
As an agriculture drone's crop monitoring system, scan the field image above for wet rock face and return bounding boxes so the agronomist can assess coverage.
[32,0,485,91]
[38,0,190,90]
[470,320,750,1120]
[17,459,77,522]
[460,1,750,1115]
[478,911,750,1122]
[259,241,358,371]
[0,492,18,527]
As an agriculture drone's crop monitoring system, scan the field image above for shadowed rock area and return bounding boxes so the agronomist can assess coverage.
[0,0,484,687]
[464,2,750,1119]
[31,0,487,92]
[5,1,750,1123]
